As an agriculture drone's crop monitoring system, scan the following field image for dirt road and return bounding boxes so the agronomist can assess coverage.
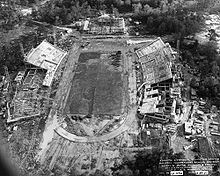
[55,106,136,142]
[37,43,80,163]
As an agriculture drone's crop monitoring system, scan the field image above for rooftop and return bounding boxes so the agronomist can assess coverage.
[139,97,160,114]
[25,40,67,86]
[135,37,165,58]
[138,44,174,84]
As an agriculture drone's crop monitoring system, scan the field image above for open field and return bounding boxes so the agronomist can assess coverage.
[65,51,125,116]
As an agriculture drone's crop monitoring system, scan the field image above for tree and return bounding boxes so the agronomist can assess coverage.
[89,169,109,176]
[146,16,154,28]
[124,0,131,6]
[0,3,20,30]
[145,0,160,8]
[211,61,220,77]
[133,2,142,13]
[184,18,200,35]
[160,0,168,12]
[143,4,152,12]
[66,13,73,24]
[157,22,166,35]
[190,77,199,88]
[113,166,133,176]
[114,0,123,6]
[113,7,119,17]
[198,42,218,62]
[100,4,107,11]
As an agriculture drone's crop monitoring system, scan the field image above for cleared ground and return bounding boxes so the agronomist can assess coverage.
[65,51,125,115]
[37,39,138,174]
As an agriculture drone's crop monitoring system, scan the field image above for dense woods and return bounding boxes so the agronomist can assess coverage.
[0,2,21,30]
[31,0,204,39]
[33,0,133,24]
[182,41,220,107]
[132,8,203,37]
[0,25,52,74]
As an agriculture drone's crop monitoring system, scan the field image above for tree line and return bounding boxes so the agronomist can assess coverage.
[32,0,205,39]
[0,26,52,74]
[31,0,178,25]
[131,5,204,37]
[183,40,220,107]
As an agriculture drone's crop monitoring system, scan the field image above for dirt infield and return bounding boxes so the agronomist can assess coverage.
[65,51,125,115]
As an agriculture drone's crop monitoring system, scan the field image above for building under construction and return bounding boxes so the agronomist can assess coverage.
[6,40,66,123]
[7,68,51,123]
[83,14,126,35]
[136,38,182,124]
[24,40,67,87]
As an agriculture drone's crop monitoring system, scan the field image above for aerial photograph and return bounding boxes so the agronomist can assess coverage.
[1,0,220,176]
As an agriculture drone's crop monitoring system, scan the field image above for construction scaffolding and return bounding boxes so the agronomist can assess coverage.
[86,14,126,35]
[136,38,175,85]
[7,69,51,123]
[136,38,182,123]
[25,40,67,87]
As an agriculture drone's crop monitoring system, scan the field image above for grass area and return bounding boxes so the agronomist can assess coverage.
[176,125,184,137]
[65,51,125,116]
[198,138,213,158]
